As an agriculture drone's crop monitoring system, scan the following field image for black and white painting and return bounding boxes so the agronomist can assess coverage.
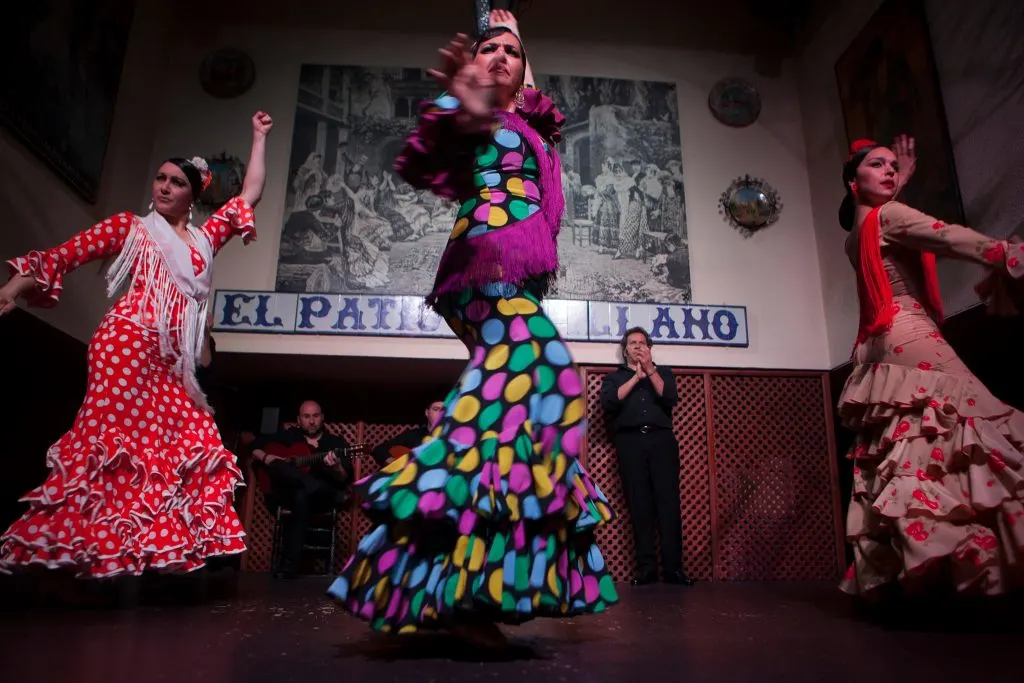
[274,64,690,303]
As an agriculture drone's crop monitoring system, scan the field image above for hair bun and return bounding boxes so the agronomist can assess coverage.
[849,139,877,156]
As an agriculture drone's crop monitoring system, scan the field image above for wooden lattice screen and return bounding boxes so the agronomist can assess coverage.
[239,368,843,582]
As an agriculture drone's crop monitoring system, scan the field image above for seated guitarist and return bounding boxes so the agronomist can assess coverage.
[251,400,353,578]
[370,399,445,467]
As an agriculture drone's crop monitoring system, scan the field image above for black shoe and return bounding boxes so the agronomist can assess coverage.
[631,570,658,586]
[664,570,694,586]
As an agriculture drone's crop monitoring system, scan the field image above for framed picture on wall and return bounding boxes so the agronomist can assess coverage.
[835,0,965,225]
[0,0,137,204]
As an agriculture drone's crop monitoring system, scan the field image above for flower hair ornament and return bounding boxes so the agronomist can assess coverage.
[189,156,213,192]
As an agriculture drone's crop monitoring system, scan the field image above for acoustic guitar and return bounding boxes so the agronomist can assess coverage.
[253,440,365,496]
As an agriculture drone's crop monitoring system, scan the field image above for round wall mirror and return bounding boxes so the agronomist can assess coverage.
[718,175,783,237]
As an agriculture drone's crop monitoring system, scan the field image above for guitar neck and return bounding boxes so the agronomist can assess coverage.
[292,448,351,468]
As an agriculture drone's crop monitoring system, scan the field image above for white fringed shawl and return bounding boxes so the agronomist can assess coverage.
[105,211,215,411]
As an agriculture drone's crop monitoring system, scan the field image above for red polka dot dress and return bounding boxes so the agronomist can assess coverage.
[0,197,256,578]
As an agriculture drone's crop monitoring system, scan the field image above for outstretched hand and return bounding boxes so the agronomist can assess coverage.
[893,134,916,196]
[489,8,519,34]
[427,33,496,121]
[0,274,33,318]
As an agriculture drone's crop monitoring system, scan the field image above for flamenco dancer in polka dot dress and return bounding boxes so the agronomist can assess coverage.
[0,112,274,580]
[327,12,618,646]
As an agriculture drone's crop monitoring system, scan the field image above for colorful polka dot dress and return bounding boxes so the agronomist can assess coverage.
[328,97,618,632]
[0,197,255,577]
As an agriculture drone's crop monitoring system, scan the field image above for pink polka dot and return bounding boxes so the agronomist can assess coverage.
[418,491,446,515]
[482,372,507,401]
[509,463,532,493]
[583,575,599,601]
[473,203,490,222]
[450,426,477,447]
[557,368,582,397]
[501,152,523,169]
[522,180,540,199]
[509,316,530,342]
[562,425,581,456]
[502,405,528,435]
[466,300,491,322]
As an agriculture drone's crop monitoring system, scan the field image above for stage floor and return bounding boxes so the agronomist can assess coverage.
[0,574,1019,683]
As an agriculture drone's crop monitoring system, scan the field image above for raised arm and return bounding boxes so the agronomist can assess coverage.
[0,213,134,315]
[240,111,273,208]
[880,201,1024,276]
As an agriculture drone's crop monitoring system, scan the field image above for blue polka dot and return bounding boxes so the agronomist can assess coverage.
[481,281,519,297]
[481,318,505,345]
[467,224,490,238]
[408,560,428,587]
[527,203,540,216]
[529,555,546,588]
[543,340,571,366]
[416,469,448,492]
[587,545,606,571]
[539,394,565,425]
[528,393,542,423]
[326,575,349,600]
[482,170,501,187]
[494,129,522,148]
[522,494,541,519]
[516,597,533,613]
[460,368,483,393]
[435,94,459,110]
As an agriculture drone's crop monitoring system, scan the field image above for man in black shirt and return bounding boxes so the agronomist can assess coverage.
[371,399,445,467]
[600,327,693,586]
[251,400,353,578]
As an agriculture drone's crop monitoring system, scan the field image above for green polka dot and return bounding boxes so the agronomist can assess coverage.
[527,315,557,338]
[502,593,515,610]
[514,556,529,591]
[598,575,618,602]
[514,434,532,459]
[479,401,502,430]
[416,440,447,467]
[457,288,473,305]
[410,590,425,615]
[508,199,532,220]
[487,534,507,562]
[535,365,555,393]
[540,593,558,607]
[458,198,478,218]
[478,145,498,166]
[391,489,418,519]
[444,574,459,605]
[509,343,537,372]
[481,438,497,460]
[445,475,469,505]
[522,156,537,171]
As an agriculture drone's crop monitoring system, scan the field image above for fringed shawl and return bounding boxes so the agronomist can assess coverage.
[106,212,214,411]
[855,204,944,345]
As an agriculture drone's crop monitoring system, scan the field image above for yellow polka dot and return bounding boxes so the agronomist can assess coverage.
[546,565,559,594]
[485,344,509,370]
[488,570,505,602]
[452,395,481,422]
[482,430,499,442]
[391,463,418,487]
[507,494,520,520]
[374,577,389,605]
[532,464,554,497]
[505,374,533,403]
[488,206,509,227]
[552,454,567,481]
[562,397,585,426]
[507,177,526,197]
[454,568,467,600]
[454,535,469,567]
[451,217,470,238]
[532,593,541,608]
[398,625,417,634]
[498,446,514,475]
[468,538,485,571]
[457,447,480,472]
[496,299,516,316]
[480,187,491,201]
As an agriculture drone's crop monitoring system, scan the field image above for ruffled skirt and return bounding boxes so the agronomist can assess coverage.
[327,282,618,632]
[0,315,245,578]
[839,353,1024,595]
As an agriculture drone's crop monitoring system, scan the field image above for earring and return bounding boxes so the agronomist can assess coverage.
[189,203,194,223]
[850,182,858,197]
[514,87,525,107]
[148,201,154,211]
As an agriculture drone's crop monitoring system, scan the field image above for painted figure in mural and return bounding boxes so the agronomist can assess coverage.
[837,135,1024,598]
[326,10,618,648]
[0,112,273,594]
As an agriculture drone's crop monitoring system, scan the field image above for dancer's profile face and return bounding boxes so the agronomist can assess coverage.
[853,147,899,205]
[152,162,193,219]
[474,32,525,93]
[425,401,445,430]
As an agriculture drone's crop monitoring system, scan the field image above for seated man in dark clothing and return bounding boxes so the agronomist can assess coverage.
[370,399,445,467]
[251,400,353,578]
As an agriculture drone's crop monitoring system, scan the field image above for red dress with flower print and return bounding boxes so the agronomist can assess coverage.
[0,197,256,578]
[840,200,1024,596]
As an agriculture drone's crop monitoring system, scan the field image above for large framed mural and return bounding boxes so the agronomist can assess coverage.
[274,64,691,305]
[0,0,136,204]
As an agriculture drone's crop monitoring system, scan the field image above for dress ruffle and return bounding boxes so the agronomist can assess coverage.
[0,426,245,578]
[839,361,1024,595]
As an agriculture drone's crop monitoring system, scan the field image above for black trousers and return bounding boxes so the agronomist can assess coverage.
[264,462,348,570]
[614,428,683,575]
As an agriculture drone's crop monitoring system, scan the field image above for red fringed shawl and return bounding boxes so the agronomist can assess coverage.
[855,205,945,345]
